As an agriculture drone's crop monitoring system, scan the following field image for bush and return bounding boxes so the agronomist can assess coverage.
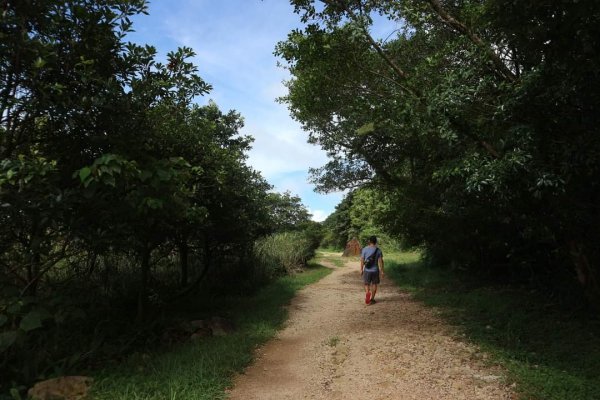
[253,231,318,278]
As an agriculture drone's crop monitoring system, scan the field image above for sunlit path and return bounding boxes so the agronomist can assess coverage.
[227,255,513,400]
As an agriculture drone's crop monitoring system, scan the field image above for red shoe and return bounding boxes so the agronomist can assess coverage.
[365,291,371,304]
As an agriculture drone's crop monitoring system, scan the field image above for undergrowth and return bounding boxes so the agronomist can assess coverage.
[386,253,600,400]
[91,262,331,400]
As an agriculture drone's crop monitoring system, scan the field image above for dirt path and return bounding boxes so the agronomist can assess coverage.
[227,255,515,400]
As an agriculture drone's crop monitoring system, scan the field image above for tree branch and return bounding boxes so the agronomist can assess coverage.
[426,0,517,83]
[320,0,503,160]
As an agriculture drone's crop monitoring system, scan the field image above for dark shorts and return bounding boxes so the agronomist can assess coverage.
[363,269,380,285]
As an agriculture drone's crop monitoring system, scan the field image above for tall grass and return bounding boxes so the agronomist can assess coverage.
[253,231,317,277]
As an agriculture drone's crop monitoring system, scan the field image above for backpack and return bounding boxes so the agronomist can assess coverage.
[364,248,379,268]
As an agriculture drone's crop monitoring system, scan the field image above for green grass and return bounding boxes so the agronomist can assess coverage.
[386,253,600,400]
[91,262,331,400]
[313,249,346,268]
[326,335,340,347]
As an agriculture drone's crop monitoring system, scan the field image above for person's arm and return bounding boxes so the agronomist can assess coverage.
[378,253,385,277]
[360,254,365,275]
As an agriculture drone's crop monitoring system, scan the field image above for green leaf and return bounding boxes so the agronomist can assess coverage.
[356,122,375,136]
[79,167,92,182]
[0,331,17,351]
[33,57,46,69]
[103,175,116,187]
[156,169,170,181]
[145,198,163,209]
[19,310,43,332]
[9,387,22,400]
[7,302,21,314]
[0,314,7,327]
[140,170,152,182]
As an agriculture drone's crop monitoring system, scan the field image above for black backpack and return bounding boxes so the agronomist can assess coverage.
[364,248,380,267]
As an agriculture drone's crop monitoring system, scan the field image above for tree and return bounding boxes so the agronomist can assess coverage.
[0,0,283,390]
[280,0,600,305]
[266,190,312,233]
[0,0,148,296]
[321,192,354,249]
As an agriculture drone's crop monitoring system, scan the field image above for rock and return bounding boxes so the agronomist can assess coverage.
[28,376,93,400]
[191,326,213,340]
[342,238,361,257]
[209,316,236,336]
[190,319,208,329]
[162,326,190,345]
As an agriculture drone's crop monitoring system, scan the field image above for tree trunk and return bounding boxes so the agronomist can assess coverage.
[179,241,189,287]
[168,239,212,301]
[23,218,43,296]
[136,245,151,323]
[569,241,600,309]
[87,251,98,276]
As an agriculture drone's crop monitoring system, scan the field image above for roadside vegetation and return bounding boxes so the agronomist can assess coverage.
[383,252,600,400]
[0,2,322,397]
[91,262,331,400]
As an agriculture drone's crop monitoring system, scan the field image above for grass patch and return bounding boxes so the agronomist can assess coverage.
[313,249,346,268]
[326,336,340,347]
[91,263,331,400]
[386,254,600,400]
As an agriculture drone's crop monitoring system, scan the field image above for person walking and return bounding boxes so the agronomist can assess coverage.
[360,236,384,304]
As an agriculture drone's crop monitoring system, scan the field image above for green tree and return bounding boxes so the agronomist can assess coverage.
[280,0,600,304]
[266,190,312,233]
[0,0,280,391]
[321,192,354,249]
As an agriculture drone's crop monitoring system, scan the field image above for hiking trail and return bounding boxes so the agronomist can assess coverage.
[227,253,515,400]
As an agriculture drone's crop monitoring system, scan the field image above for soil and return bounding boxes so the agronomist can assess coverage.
[226,254,516,400]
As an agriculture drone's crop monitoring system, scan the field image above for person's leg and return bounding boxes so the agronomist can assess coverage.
[363,273,371,304]
[370,273,380,302]
[371,284,378,300]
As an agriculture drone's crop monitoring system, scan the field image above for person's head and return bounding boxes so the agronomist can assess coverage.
[368,236,377,245]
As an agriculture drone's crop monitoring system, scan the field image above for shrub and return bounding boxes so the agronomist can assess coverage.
[253,231,318,278]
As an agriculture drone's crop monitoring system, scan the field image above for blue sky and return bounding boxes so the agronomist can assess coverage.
[126,0,346,222]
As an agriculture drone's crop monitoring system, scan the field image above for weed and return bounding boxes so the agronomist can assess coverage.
[326,336,340,347]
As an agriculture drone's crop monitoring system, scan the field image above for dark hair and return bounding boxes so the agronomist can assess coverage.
[368,235,377,244]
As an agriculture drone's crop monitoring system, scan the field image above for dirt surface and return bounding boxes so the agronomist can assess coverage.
[227,254,515,400]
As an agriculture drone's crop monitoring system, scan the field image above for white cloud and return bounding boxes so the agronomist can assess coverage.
[310,209,328,222]
[158,1,329,182]
[245,123,328,179]
[261,81,288,103]
[129,0,342,217]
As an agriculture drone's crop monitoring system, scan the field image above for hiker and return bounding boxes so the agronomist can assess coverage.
[360,236,384,304]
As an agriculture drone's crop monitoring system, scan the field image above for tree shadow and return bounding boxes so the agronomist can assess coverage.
[388,260,600,400]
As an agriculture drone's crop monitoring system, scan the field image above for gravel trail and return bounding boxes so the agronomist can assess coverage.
[227,254,515,400]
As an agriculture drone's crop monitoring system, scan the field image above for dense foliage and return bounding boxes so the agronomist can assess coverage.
[0,1,316,394]
[321,187,400,252]
[278,0,600,304]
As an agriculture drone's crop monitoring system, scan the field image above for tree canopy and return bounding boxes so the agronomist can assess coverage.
[0,1,316,391]
[278,0,600,305]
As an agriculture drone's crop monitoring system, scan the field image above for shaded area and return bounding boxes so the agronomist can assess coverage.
[387,256,600,400]
[90,263,332,400]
